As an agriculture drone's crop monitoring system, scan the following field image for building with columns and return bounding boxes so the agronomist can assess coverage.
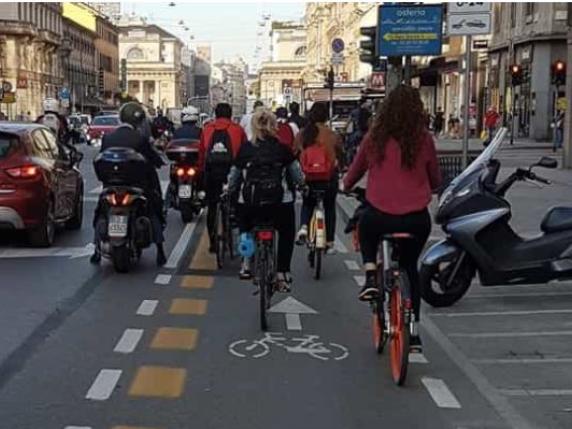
[118,21,186,110]
[0,2,64,119]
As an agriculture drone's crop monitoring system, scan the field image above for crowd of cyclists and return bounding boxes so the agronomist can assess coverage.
[87,84,442,351]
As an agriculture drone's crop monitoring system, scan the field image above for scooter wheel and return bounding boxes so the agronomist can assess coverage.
[420,260,475,308]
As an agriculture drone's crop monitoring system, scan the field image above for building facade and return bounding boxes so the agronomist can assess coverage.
[118,21,186,109]
[258,21,306,107]
[0,2,63,119]
[95,13,119,106]
[211,61,247,118]
[489,2,569,140]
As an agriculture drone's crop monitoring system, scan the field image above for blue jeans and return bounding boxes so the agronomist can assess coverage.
[554,128,563,150]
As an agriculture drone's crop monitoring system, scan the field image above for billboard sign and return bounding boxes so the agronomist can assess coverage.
[379,4,443,56]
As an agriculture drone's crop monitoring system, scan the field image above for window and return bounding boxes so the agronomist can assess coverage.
[31,130,56,160]
[0,135,18,159]
[127,47,144,60]
[41,129,64,160]
[525,3,535,17]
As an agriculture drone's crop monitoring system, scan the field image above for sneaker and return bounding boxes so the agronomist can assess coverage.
[295,226,308,246]
[239,259,252,280]
[325,243,337,255]
[358,277,379,301]
[410,335,423,353]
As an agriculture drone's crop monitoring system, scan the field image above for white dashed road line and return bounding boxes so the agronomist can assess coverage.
[64,426,92,429]
[136,300,159,316]
[500,389,572,397]
[421,377,462,409]
[430,309,572,318]
[473,357,572,365]
[113,328,144,354]
[154,273,172,285]
[164,217,200,269]
[85,369,122,401]
[409,353,429,364]
[344,260,360,271]
[449,330,572,339]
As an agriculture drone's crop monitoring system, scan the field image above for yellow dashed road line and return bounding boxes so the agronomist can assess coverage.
[180,275,214,289]
[150,327,199,351]
[128,366,187,398]
[169,298,208,315]
[189,230,217,271]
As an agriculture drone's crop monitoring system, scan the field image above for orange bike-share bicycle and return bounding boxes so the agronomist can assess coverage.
[345,188,413,386]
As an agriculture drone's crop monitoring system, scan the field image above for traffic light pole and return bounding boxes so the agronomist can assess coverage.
[510,84,516,146]
[564,23,572,168]
[462,36,472,168]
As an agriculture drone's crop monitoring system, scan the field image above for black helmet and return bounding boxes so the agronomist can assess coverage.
[119,102,146,127]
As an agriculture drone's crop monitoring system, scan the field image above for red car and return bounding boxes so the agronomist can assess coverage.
[87,115,120,145]
[0,123,84,246]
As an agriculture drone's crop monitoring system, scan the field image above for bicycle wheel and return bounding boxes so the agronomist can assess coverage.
[216,204,226,269]
[389,271,411,386]
[314,249,322,280]
[258,248,268,331]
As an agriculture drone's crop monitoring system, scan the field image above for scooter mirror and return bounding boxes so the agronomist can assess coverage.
[535,157,558,169]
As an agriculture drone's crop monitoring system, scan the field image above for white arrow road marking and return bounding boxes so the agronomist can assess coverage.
[114,329,144,354]
[85,369,122,401]
[136,300,158,316]
[421,377,461,409]
[0,243,94,260]
[268,297,318,331]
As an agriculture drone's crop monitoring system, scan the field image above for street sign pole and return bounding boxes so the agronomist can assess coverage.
[462,35,472,168]
[404,55,412,85]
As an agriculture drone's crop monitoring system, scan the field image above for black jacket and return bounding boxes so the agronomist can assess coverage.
[173,123,202,140]
[101,124,164,169]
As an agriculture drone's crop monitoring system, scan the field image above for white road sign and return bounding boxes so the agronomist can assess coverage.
[448,13,491,36]
[331,52,344,66]
[449,2,491,14]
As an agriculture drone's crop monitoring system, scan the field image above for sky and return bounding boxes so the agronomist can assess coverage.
[122,2,306,66]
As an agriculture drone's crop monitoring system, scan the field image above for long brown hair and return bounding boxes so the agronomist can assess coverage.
[301,102,329,149]
[369,85,426,169]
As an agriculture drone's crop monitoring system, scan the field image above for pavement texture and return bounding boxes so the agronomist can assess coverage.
[0,141,570,429]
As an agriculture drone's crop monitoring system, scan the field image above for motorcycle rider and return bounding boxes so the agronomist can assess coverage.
[36,98,72,145]
[173,106,202,140]
[91,102,167,266]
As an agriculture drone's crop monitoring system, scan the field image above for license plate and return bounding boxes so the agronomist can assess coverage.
[108,215,128,238]
[178,185,192,199]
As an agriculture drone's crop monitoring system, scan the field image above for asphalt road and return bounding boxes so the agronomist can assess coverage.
[0,142,570,428]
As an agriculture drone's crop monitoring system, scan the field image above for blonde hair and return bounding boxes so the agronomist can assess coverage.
[251,108,277,143]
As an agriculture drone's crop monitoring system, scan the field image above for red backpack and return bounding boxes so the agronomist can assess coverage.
[301,144,334,182]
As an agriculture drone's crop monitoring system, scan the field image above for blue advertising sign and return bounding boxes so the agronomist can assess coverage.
[59,87,70,100]
[379,5,443,56]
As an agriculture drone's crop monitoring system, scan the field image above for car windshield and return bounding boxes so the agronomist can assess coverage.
[0,135,17,159]
[92,116,119,126]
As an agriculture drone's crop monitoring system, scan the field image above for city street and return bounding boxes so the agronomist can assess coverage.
[0,143,570,429]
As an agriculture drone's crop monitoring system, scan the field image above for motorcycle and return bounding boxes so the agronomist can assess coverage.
[165,138,203,223]
[94,148,154,273]
[420,128,572,307]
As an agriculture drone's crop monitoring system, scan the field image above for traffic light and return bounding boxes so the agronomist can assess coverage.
[510,64,523,86]
[359,26,379,68]
[98,67,105,94]
[552,60,566,86]
[120,58,127,92]
[325,67,335,90]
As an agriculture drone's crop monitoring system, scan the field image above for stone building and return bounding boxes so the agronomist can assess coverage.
[212,61,247,118]
[0,2,64,119]
[258,21,306,107]
[489,2,569,140]
[95,13,119,106]
[118,20,186,110]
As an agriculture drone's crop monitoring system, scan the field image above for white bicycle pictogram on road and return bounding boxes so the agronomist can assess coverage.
[229,332,349,361]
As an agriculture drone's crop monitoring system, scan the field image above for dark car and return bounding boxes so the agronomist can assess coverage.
[0,123,84,246]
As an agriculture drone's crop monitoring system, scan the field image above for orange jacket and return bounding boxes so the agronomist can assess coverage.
[198,118,247,175]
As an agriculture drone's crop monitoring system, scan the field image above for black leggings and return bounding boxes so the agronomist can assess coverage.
[238,203,296,273]
[300,179,338,243]
[359,206,431,321]
[206,181,224,245]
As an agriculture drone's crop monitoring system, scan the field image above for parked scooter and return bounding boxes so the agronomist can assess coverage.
[93,148,154,273]
[165,138,203,223]
[420,128,572,307]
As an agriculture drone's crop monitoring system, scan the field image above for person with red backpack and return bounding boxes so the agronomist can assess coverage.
[295,102,342,253]
[198,103,247,252]
[276,107,299,154]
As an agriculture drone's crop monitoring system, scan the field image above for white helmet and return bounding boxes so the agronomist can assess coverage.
[42,98,60,114]
[181,106,199,123]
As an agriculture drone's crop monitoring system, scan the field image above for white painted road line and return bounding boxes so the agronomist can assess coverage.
[409,353,429,364]
[334,236,348,254]
[85,369,122,401]
[421,377,462,409]
[89,185,102,194]
[344,260,360,271]
[285,314,302,331]
[450,330,572,339]
[353,275,365,287]
[466,291,572,299]
[113,329,144,354]
[474,357,572,365]
[64,426,92,429]
[136,300,159,316]
[164,217,200,269]
[154,274,172,285]
[430,309,572,317]
[500,389,572,397]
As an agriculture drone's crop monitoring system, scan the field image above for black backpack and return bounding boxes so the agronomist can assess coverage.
[242,141,284,207]
[205,128,233,181]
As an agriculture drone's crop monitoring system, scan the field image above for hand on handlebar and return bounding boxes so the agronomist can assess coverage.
[528,171,551,185]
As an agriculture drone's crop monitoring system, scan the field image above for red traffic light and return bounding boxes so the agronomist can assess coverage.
[511,65,521,74]
[555,61,566,71]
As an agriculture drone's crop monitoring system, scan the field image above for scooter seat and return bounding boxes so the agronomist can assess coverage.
[541,207,572,234]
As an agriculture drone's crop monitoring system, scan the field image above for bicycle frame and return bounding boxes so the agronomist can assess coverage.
[254,226,277,331]
[309,193,326,250]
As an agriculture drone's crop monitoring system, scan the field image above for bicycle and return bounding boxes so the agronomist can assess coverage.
[253,223,278,331]
[346,188,414,386]
[306,189,327,280]
[214,192,235,269]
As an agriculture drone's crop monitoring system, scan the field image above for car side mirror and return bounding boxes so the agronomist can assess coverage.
[535,157,558,169]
